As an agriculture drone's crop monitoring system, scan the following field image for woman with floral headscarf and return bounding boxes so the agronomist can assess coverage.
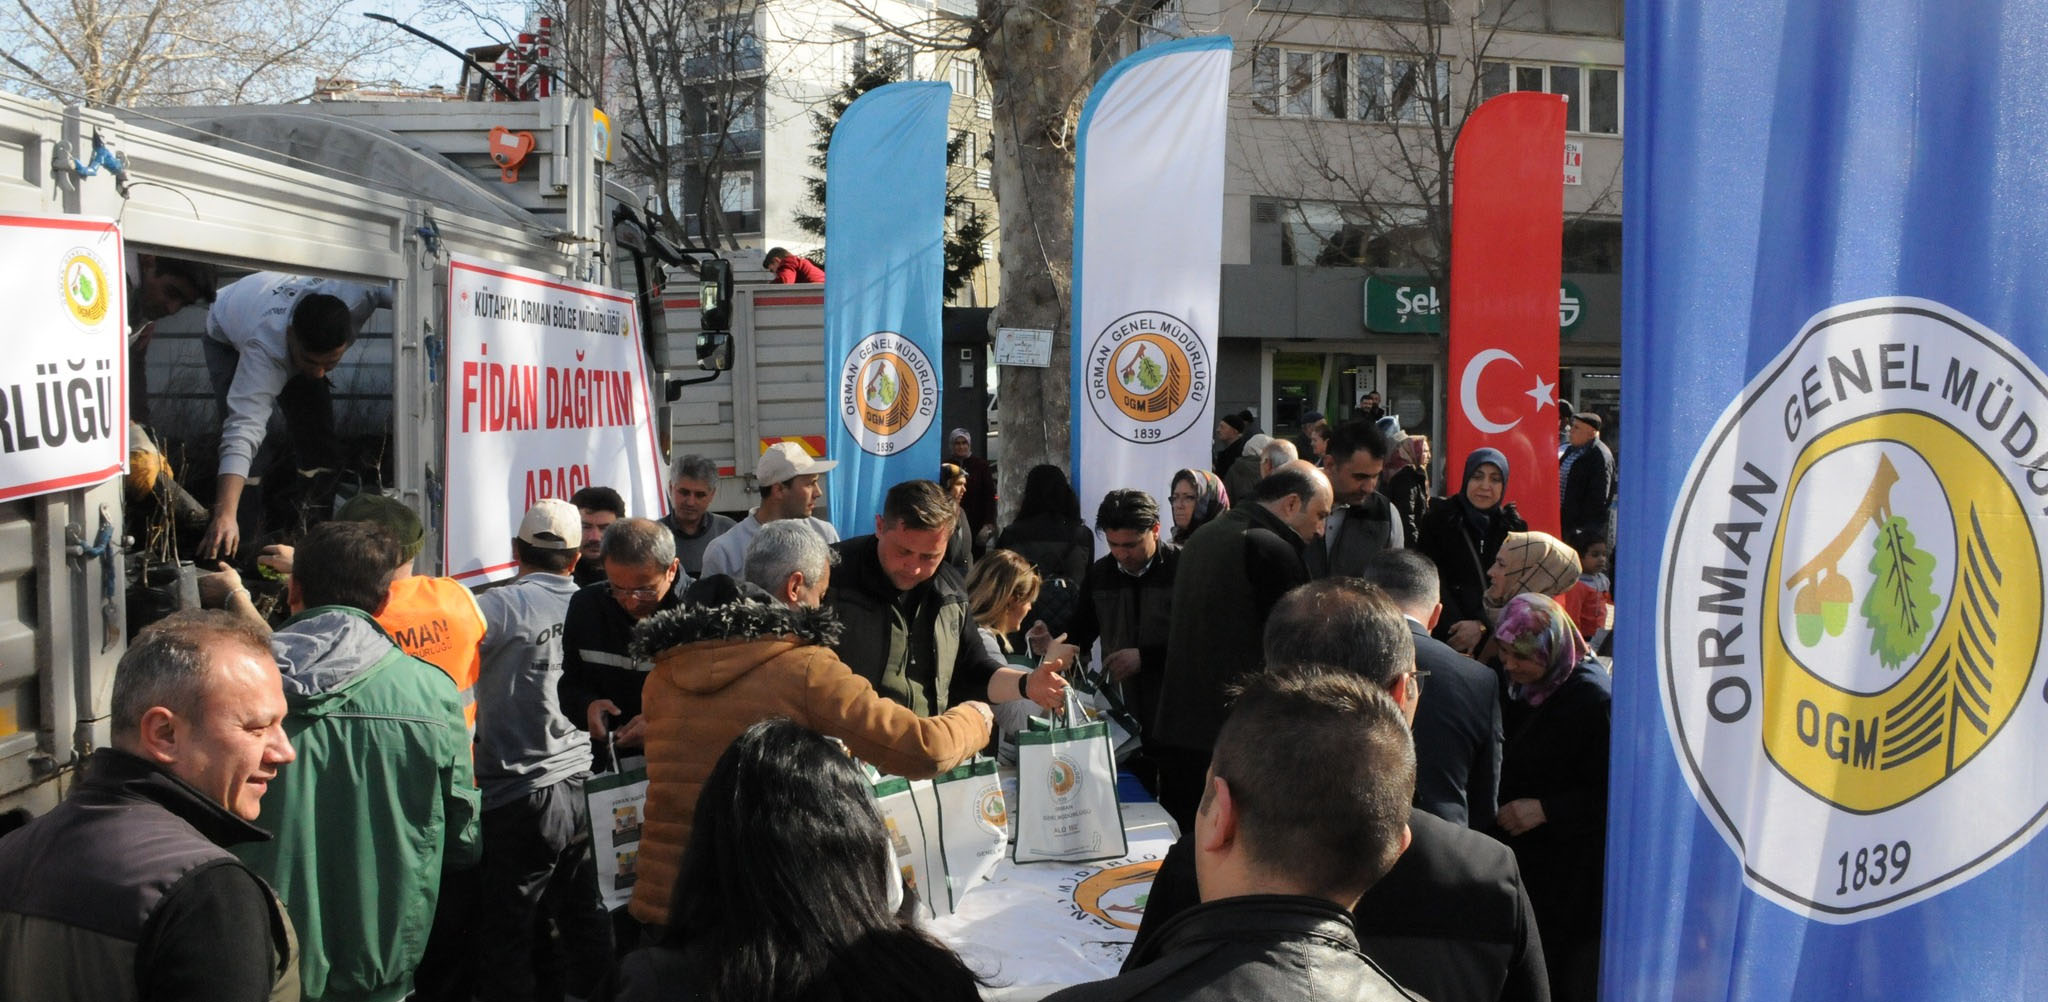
[1491,592,1610,1002]
[1166,468,1229,544]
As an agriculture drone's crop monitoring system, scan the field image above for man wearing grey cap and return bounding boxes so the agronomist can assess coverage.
[1558,411,1614,541]
[471,498,612,1001]
[699,441,841,578]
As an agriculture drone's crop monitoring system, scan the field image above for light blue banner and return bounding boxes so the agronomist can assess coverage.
[1615,1,2048,999]
[824,81,949,534]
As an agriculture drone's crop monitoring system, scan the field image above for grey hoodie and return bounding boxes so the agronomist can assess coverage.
[271,607,404,698]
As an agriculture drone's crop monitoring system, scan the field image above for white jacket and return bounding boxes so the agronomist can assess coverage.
[205,272,391,479]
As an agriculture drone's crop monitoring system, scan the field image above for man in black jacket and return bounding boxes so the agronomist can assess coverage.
[1047,666,1422,1002]
[1366,548,1503,828]
[1152,461,1331,829]
[1065,489,1180,742]
[1558,412,1614,541]
[0,611,299,1001]
[1134,580,1550,1002]
[557,518,686,763]
[827,479,1069,716]
[1306,419,1401,577]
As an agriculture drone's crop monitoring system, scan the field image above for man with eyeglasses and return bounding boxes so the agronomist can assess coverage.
[1306,419,1400,579]
[557,518,688,763]
[1134,578,1550,1002]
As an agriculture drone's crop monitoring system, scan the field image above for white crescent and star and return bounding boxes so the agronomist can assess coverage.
[1458,349,1556,435]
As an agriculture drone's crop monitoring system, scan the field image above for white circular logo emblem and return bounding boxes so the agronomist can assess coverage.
[1085,311,1210,444]
[838,332,937,456]
[1661,297,2048,921]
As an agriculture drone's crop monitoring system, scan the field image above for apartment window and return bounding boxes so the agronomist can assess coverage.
[1251,47,1448,126]
[719,171,757,213]
[835,27,865,81]
[951,59,977,96]
[877,40,914,77]
[980,240,993,259]
[1480,61,1621,135]
[957,131,978,166]
[1280,202,1432,268]
[975,166,992,189]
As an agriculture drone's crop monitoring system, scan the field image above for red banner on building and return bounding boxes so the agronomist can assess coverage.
[1446,93,1566,535]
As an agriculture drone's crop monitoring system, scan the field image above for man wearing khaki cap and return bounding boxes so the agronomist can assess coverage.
[700,441,841,578]
[471,498,613,1001]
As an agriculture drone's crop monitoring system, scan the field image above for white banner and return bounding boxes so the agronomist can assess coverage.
[443,255,665,583]
[0,215,126,503]
[1070,37,1233,507]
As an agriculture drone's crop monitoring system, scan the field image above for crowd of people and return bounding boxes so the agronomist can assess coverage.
[3,384,1620,1002]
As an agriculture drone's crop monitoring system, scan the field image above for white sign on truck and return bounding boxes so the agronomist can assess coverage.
[0,215,127,503]
[443,254,668,585]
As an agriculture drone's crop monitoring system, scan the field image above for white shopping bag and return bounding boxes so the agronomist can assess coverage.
[1013,692,1127,864]
[932,758,1008,912]
[873,774,944,918]
[584,765,649,912]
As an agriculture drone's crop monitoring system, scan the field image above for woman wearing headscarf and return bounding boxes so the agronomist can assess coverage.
[1166,468,1229,544]
[1490,592,1611,1002]
[1376,431,1432,546]
[1485,531,1582,620]
[947,427,998,548]
[1415,447,1527,653]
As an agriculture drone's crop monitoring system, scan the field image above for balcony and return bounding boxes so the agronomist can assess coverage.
[682,39,766,79]
[685,209,763,237]
[679,128,764,159]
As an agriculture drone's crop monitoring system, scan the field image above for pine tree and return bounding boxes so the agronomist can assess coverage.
[794,54,988,301]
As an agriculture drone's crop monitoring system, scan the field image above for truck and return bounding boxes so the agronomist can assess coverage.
[0,85,721,815]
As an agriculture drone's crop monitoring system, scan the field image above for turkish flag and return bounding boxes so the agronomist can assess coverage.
[1446,93,1566,536]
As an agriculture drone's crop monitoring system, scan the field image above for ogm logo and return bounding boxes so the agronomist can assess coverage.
[1049,755,1080,799]
[1069,860,1158,932]
[1086,310,1210,444]
[1662,298,2048,921]
[60,248,111,328]
[838,332,936,455]
[977,786,1008,831]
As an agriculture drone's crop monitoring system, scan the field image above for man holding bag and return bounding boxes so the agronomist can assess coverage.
[625,520,996,929]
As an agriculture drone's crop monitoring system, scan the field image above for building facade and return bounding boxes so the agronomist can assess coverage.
[630,0,999,305]
[1141,0,1623,465]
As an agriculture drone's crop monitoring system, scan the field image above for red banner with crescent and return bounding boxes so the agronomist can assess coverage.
[1446,93,1566,535]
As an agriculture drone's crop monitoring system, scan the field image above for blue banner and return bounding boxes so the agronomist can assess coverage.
[1615,2,2048,999]
[824,81,949,533]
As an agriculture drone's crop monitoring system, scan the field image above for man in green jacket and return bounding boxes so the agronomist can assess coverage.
[237,521,481,1002]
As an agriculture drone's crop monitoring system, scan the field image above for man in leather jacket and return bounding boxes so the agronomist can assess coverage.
[1043,666,1424,1002]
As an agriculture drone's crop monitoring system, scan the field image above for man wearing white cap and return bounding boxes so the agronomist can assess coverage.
[471,498,613,1001]
[699,442,841,578]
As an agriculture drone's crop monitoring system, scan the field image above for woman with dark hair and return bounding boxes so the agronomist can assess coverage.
[993,464,1093,638]
[612,719,987,1002]
[939,463,973,574]
[1415,447,1527,654]
[1166,468,1228,545]
[1490,593,1611,1002]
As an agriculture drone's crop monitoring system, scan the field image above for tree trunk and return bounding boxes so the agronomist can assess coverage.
[977,0,1091,525]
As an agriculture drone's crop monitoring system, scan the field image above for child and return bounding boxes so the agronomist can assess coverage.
[1561,529,1613,652]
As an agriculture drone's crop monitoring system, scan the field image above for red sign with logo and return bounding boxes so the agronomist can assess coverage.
[1446,93,1567,535]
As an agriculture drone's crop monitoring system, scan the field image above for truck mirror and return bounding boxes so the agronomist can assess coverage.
[700,259,733,332]
[696,331,734,372]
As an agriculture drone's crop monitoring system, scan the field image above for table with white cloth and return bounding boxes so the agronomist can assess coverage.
[927,770,1181,1001]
